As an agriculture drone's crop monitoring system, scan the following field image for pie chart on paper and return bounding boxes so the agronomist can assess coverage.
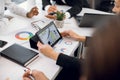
[15,31,33,40]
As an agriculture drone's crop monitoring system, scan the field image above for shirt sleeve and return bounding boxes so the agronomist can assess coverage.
[45,5,51,11]
[56,53,81,69]
[5,0,28,17]
[56,53,84,79]
[65,12,71,19]
[42,0,51,10]
[66,0,82,17]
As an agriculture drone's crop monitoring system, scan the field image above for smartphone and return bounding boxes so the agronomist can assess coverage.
[0,40,7,48]
[48,12,56,15]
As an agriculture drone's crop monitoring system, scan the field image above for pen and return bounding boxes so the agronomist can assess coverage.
[24,68,34,80]
[52,0,56,6]
[48,1,56,15]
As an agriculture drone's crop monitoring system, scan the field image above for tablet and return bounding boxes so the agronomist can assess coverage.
[36,21,62,47]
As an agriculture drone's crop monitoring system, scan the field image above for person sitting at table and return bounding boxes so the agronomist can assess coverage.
[83,16,120,80]
[0,0,39,34]
[42,0,90,19]
[23,16,120,80]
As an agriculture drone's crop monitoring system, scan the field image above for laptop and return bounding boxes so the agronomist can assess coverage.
[74,13,115,27]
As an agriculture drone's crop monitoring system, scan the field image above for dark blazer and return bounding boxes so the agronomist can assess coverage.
[42,0,90,17]
[56,53,83,80]
[55,36,90,80]
[95,0,114,12]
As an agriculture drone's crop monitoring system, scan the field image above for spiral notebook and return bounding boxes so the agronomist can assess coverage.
[0,43,39,66]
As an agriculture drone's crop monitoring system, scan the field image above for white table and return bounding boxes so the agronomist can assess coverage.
[0,0,112,80]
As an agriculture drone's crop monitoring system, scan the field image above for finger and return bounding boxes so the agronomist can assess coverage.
[31,70,40,77]
[45,15,56,19]
[61,31,68,35]
[37,41,43,48]
[23,70,31,77]
[50,6,57,10]
[31,8,38,13]
[49,8,56,12]
[48,7,57,11]
[32,6,38,10]
[23,77,31,80]
[33,12,39,15]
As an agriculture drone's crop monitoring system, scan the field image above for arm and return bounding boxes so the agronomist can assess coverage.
[42,0,51,10]
[5,0,38,18]
[61,30,92,46]
[5,0,28,17]
[37,42,83,79]
[23,70,48,80]
[56,53,83,80]
[56,53,82,69]
[66,0,82,17]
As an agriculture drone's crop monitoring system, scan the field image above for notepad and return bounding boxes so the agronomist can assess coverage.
[0,43,39,66]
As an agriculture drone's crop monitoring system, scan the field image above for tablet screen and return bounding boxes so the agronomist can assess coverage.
[37,22,62,46]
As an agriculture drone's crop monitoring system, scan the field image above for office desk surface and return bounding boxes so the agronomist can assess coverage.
[0,0,112,80]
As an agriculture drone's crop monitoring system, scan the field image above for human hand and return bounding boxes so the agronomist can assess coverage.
[47,6,57,13]
[45,14,56,19]
[27,6,39,18]
[45,6,57,19]
[61,30,86,42]
[23,70,32,80]
[37,41,59,60]
[32,70,48,80]
[23,69,48,80]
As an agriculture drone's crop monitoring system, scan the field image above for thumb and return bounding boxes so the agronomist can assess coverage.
[37,41,43,48]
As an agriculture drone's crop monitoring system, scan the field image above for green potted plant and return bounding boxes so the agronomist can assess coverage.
[55,11,65,28]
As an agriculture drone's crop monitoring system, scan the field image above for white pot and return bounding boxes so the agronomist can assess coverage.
[55,20,64,28]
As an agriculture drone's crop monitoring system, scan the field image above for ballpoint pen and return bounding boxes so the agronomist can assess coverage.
[48,1,57,15]
[52,0,56,6]
[24,68,34,80]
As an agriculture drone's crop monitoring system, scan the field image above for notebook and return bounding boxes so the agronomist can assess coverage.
[36,21,62,47]
[0,43,39,66]
[74,13,114,27]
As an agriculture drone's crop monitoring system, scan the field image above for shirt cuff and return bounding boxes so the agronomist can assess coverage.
[45,5,51,11]
[65,12,71,19]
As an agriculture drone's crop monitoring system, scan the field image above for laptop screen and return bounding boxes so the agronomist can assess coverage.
[36,22,62,46]
[74,13,114,27]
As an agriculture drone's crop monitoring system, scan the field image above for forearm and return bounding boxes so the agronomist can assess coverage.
[67,6,82,17]
[48,51,60,61]
[78,36,86,42]
[56,53,81,68]
[6,2,27,17]
[42,0,51,10]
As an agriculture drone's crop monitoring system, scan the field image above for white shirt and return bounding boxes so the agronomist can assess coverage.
[0,0,28,34]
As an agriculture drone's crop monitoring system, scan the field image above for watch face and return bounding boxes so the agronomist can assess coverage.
[0,40,7,48]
